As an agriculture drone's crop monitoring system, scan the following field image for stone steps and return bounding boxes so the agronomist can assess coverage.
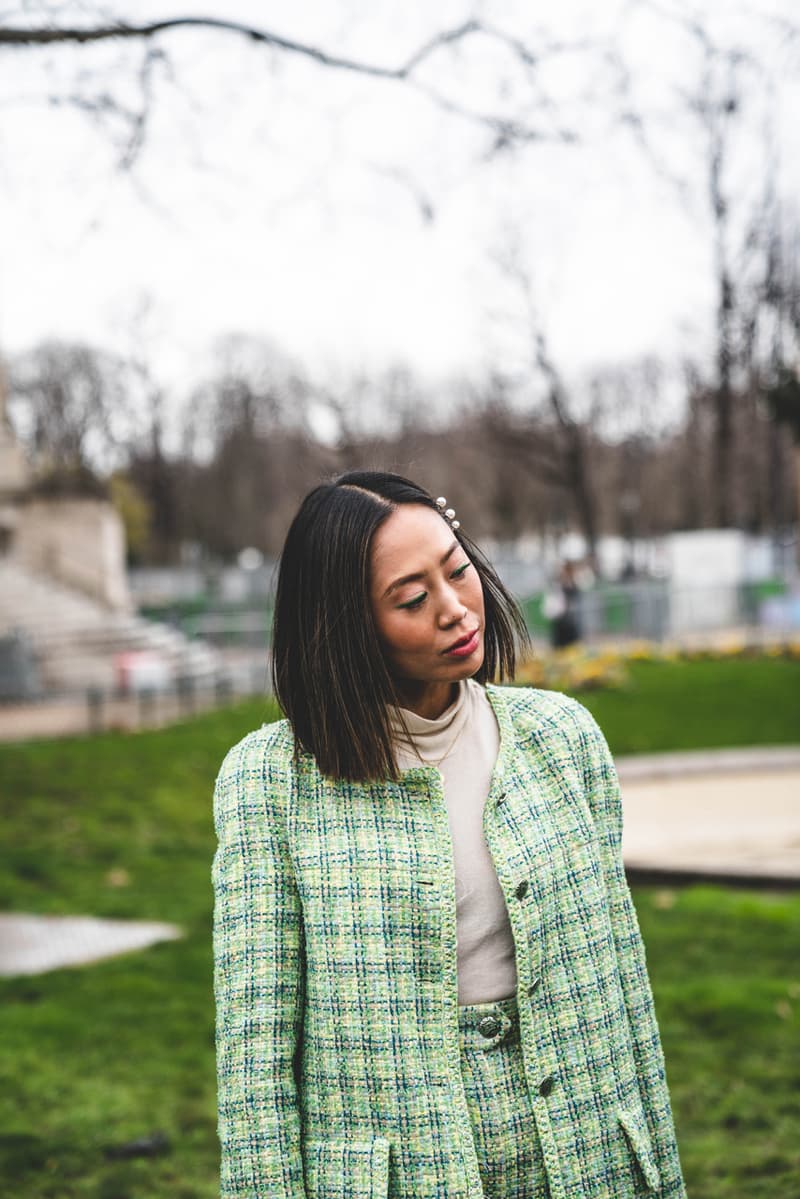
[0,560,219,693]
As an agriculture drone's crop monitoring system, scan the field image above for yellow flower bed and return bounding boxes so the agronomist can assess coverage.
[515,646,629,692]
[515,635,800,692]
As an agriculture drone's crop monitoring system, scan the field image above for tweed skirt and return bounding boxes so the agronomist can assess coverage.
[458,991,549,1199]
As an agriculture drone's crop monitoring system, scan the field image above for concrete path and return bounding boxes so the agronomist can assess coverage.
[617,746,800,887]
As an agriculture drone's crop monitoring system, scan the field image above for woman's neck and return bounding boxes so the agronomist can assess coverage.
[393,680,460,721]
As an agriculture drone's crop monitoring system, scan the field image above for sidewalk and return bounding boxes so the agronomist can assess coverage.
[617,746,800,888]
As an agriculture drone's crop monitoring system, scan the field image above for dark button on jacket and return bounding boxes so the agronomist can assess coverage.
[477,1015,501,1038]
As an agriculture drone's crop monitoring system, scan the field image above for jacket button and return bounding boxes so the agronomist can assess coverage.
[538,1075,555,1097]
[515,880,529,900]
[527,978,541,996]
[477,1015,501,1038]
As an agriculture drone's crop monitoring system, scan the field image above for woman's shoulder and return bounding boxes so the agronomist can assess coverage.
[486,681,602,742]
[486,684,613,789]
[212,717,300,837]
[215,716,296,791]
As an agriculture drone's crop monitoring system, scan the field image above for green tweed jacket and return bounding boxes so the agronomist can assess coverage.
[212,684,687,1199]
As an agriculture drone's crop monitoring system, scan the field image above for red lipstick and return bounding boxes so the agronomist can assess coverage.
[443,628,480,657]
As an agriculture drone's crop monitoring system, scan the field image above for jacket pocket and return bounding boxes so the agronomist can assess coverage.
[302,1136,391,1199]
[617,1105,661,1193]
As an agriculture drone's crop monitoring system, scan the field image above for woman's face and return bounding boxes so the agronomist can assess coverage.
[370,504,485,705]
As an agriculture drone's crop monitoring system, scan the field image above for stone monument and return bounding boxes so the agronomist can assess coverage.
[0,362,217,702]
[0,367,131,611]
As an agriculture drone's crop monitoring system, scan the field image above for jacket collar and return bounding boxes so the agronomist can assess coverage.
[394,682,515,796]
[292,683,522,797]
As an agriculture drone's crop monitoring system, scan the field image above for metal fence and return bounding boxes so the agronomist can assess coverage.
[519,578,798,644]
[2,577,797,741]
[0,653,272,741]
[155,578,800,649]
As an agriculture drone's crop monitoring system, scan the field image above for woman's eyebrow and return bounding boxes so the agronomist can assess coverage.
[382,540,460,598]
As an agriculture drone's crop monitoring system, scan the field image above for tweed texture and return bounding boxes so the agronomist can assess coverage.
[213,684,687,1199]
[458,992,548,1198]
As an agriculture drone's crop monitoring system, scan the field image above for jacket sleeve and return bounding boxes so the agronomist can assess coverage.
[212,728,306,1198]
[571,702,687,1198]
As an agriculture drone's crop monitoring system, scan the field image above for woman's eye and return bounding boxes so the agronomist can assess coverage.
[398,592,426,610]
[451,562,471,579]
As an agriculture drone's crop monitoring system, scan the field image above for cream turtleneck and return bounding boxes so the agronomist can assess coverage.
[389,678,517,1005]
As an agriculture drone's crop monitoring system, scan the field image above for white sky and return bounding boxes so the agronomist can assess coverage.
[1,0,798,415]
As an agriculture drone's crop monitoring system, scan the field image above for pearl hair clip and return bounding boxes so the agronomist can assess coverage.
[435,496,460,531]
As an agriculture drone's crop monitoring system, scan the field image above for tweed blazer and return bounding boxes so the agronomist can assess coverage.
[212,683,687,1199]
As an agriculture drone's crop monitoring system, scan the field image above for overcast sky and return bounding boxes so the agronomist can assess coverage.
[1,0,798,410]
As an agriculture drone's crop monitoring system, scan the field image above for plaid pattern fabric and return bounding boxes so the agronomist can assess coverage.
[458,992,549,1198]
[213,684,687,1199]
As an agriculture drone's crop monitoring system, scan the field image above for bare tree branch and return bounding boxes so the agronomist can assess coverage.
[400,18,482,75]
[0,15,603,150]
[0,15,485,79]
[412,76,581,152]
[44,42,164,173]
[118,45,162,172]
[364,164,436,224]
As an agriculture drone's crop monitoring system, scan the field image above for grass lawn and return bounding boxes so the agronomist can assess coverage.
[0,657,798,1197]
[570,655,800,754]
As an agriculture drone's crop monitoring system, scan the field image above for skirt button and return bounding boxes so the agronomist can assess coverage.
[477,1015,501,1038]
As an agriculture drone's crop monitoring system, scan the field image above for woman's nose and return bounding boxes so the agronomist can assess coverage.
[438,588,468,626]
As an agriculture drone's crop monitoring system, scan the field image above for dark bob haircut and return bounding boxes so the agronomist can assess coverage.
[272,470,530,782]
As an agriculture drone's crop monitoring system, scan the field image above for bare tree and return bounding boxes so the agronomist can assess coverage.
[8,339,132,489]
[485,241,606,567]
[693,54,741,526]
[33,327,790,564]
[630,1,800,529]
[764,368,800,560]
[171,336,333,558]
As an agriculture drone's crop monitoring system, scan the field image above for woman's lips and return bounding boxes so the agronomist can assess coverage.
[443,629,480,657]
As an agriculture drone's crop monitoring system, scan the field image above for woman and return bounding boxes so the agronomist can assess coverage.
[212,470,686,1199]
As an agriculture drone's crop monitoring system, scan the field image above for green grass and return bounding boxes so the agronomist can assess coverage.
[0,659,798,1196]
[0,702,274,1198]
[635,886,800,1197]
[575,656,800,753]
